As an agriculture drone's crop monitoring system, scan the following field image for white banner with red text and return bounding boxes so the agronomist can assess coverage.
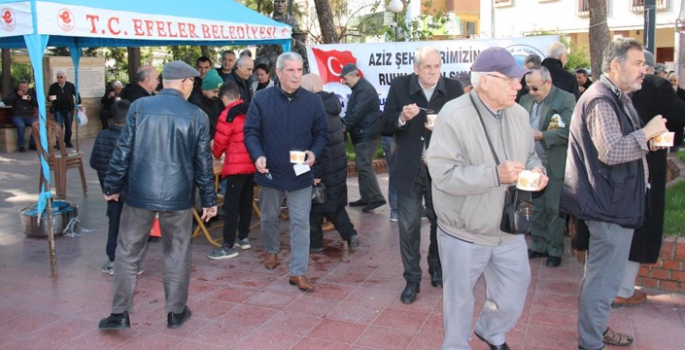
[35,1,291,42]
[306,35,560,115]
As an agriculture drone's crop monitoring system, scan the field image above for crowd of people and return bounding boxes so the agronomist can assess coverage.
[4,38,683,350]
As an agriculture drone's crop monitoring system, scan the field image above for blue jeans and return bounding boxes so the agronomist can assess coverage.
[54,109,73,145]
[11,115,35,148]
[381,136,398,212]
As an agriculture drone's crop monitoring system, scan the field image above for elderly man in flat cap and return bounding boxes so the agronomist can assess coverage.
[98,61,217,331]
[427,47,548,350]
[341,63,386,213]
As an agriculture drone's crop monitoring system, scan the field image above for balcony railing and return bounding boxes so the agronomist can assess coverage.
[631,0,669,11]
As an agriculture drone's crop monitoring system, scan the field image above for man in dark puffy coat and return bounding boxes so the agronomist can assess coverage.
[341,63,386,213]
[541,42,580,100]
[99,61,217,331]
[301,74,359,252]
[89,100,130,276]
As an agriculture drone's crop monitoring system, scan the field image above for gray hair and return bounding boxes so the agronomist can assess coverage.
[112,80,123,88]
[276,52,303,71]
[136,65,156,82]
[524,54,542,67]
[602,38,643,73]
[236,56,253,68]
[547,42,567,59]
[527,66,552,82]
[18,79,29,86]
[56,70,66,77]
[414,46,441,68]
[470,71,487,89]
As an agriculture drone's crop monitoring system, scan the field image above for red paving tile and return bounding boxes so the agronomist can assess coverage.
[1,144,684,350]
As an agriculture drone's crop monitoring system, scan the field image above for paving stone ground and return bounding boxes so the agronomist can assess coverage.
[1,138,684,349]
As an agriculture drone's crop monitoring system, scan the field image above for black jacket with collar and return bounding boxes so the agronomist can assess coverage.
[224,71,253,103]
[4,89,37,116]
[90,125,122,191]
[188,93,223,139]
[379,74,464,194]
[48,81,80,110]
[104,89,216,211]
[541,58,581,100]
[119,82,151,103]
[344,77,381,144]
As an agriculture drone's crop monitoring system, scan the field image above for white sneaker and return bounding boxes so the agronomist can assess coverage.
[101,260,114,274]
[235,238,251,250]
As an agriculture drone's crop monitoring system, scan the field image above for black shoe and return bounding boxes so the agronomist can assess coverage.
[18,146,25,152]
[98,311,131,330]
[362,200,386,213]
[400,282,420,304]
[528,249,548,259]
[429,266,443,288]
[349,199,368,207]
[65,143,73,148]
[148,236,161,243]
[167,306,192,329]
[475,332,511,350]
[28,144,37,151]
[546,256,562,268]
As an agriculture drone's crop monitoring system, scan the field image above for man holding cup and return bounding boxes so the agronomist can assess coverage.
[561,38,668,350]
[426,47,547,349]
[4,80,37,152]
[243,52,328,292]
[519,66,576,268]
[379,46,464,304]
[48,71,80,147]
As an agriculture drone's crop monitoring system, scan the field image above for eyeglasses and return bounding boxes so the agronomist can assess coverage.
[486,74,521,85]
[526,86,540,92]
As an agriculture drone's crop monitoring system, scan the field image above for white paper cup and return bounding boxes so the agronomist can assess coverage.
[516,170,541,191]
[654,131,675,147]
[114,97,121,101]
[22,95,29,100]
[290,151,306,164]
[48,95,57,101]
[427,114,437,127]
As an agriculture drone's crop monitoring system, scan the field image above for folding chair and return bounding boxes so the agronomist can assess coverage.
[191,162,224,247]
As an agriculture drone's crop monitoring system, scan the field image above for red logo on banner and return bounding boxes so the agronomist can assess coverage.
[57,9,75,32]
[311,48,362,84]
[1,8,15,31]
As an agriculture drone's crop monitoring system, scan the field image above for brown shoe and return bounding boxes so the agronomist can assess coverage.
[289,275,315,291]
[611,290,647,308]
[263,253,279,270]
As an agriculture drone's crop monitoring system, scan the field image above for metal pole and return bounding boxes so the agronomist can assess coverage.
[395,13,399,42]
[46,198,58,278]
[644,0,657,54]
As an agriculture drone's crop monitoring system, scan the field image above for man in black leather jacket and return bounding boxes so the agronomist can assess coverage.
[341,63,386,212]
[98,61,217,332]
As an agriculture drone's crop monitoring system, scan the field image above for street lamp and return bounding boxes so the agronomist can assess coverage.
[387,0,404,42]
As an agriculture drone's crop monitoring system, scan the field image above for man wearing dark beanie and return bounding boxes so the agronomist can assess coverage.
[189,69,224,139]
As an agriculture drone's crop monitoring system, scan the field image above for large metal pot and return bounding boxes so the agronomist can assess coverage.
[20,201,78,238]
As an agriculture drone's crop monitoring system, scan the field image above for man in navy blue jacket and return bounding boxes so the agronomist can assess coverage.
[244,52,329,292]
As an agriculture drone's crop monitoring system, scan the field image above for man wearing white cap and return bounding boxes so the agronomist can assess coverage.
[98,60,217,331]
[427,47,548,350]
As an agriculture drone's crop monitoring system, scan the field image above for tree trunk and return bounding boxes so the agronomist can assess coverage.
[2,49,10,98]
[200,46,210,58]
[314,0,338,44]
[588,0,610,81]
[127,47,141,84]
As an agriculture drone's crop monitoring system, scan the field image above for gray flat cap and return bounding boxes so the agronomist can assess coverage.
[162,61,199,80]
[643,50,656,68]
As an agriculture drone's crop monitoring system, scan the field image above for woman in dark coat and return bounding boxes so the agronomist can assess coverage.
[301,74,359,251]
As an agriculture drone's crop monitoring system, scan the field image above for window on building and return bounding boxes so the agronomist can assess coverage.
[631,0,668,11]
[464,21,476,36]
[578,0,590,16]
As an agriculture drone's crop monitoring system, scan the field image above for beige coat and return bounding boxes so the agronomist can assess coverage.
[426,90,542,246]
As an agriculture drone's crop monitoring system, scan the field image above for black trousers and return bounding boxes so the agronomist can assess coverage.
[222,173,254,248]
[310,209,357,248]
[106,199,124,261]
[398,163,440,283]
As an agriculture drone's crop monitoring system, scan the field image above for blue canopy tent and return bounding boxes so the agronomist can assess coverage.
[0,0,292,276]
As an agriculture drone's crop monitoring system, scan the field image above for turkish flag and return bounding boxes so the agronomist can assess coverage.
[311,48,362,84]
